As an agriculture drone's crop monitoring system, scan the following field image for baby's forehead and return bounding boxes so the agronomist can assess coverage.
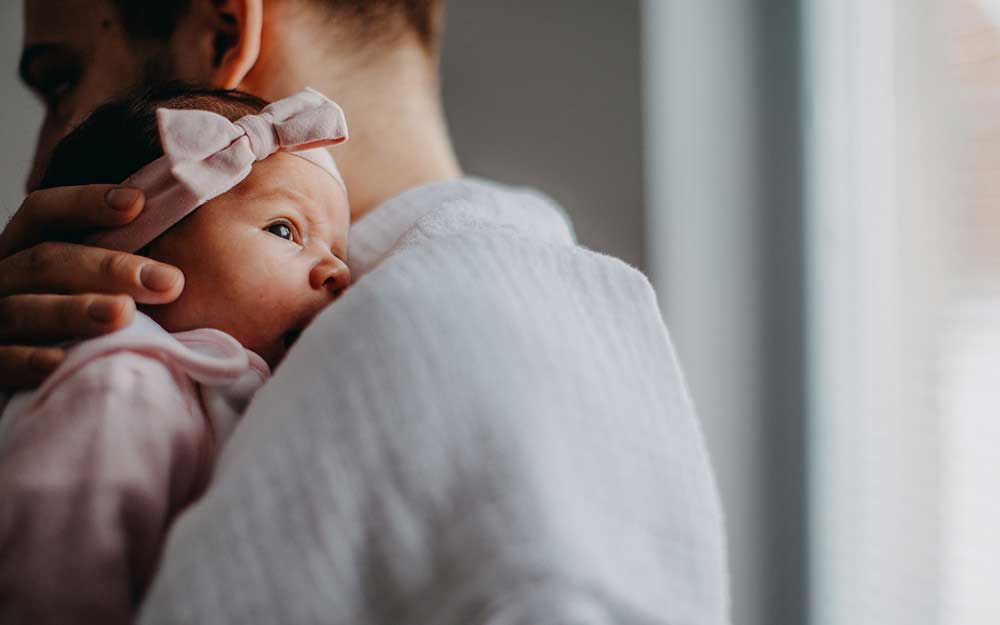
[238,154,350,223]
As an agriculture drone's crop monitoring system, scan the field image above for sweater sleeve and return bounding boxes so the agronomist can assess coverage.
[0,350,212,625]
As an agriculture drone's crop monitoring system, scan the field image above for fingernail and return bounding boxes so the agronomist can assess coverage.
[105,187,142,212]
[31,349,65,372]
[140,264,181,292]
[88,298,124,324]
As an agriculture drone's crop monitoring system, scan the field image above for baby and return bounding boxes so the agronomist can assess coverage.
[0,84,350,622]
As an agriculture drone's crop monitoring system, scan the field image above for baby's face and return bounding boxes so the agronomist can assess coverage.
[142,153,351,367]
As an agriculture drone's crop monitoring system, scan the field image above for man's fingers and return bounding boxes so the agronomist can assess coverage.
[0,293,136,389]
[0,185,144,258]
[0,242,183,304]
[0,294,135,344]
[0,345,66,391]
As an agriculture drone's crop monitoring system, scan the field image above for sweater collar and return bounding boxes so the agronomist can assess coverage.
[346,177,575,279]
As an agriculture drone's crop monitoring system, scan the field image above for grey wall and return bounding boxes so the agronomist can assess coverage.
[0,2,43,222]
[441,0,645,268]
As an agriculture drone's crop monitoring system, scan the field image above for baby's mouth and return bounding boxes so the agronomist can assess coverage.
[282,328,303,350]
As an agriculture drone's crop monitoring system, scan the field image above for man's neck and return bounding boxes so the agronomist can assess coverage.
[241,25,462,222]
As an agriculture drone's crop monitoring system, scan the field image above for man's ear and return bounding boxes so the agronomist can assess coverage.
[182,0,263,89]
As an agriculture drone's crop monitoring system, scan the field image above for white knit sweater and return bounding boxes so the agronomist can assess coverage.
[138,178,730,625]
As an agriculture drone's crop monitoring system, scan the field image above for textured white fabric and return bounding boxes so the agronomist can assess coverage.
[138,177,730,625]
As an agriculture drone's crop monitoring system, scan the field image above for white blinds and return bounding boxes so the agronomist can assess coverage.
[940,297,1000,625]
[806,0,998,623]
[938,2,1000,623]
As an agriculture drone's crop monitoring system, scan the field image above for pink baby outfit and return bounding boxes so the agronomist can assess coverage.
[0,314,268,623]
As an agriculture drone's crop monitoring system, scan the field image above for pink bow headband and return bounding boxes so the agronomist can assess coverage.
[87,87,349,253]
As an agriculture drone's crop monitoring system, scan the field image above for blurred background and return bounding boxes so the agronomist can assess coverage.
[2,1,998,624]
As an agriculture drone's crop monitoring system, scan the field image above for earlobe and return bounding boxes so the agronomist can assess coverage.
[209,0,263,89]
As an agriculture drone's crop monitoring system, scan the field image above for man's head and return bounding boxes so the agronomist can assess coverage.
[20,0,445,190]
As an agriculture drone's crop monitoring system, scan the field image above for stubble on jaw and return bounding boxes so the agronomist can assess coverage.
[136,50,180,88]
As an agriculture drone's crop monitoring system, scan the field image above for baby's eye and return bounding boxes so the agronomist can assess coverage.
[265,222,295,242]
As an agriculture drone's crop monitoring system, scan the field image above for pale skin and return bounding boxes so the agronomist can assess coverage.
[0,0,461,387]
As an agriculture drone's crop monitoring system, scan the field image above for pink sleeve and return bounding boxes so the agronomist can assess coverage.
[0,351,212,624]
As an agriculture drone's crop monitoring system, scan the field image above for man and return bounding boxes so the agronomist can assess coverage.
[0,1,730,623]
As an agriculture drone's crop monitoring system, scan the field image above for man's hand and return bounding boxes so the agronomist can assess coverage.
[0,185,184,390]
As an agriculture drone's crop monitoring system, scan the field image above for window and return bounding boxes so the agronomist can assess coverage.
[806,1,999,623]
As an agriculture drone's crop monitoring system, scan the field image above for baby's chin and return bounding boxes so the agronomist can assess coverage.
[258,328,304,369]
[279,327,304,357]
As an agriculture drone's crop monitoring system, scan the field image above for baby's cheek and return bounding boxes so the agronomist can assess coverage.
[141,275,229,334]
[229,280,305,357]
[145,251,247,332]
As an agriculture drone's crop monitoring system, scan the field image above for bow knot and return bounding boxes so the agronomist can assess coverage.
[235,114,280,161]
[158,87,348,188]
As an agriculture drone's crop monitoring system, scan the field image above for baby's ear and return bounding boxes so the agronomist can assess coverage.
[170,0,263,89]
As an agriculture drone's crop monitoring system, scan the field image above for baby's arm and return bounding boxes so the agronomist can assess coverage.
[0,350,212,624]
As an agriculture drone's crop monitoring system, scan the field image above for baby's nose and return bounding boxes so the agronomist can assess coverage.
[310,255,351,296]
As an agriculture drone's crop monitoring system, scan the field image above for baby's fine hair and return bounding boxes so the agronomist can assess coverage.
[40,82,269,190]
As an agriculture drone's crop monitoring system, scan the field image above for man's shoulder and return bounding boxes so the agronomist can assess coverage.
[400,178,576,248]
[323,230,673,408]
[353,227,657,331]
[348,177,578,277]
[356,177,651,309]
[330,175,675,393]
[341,174,662,350]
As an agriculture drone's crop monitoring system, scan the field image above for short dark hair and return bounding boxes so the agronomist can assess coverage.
[112,0,444,51]
[319,0,445,51]
[39,82,268,189]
